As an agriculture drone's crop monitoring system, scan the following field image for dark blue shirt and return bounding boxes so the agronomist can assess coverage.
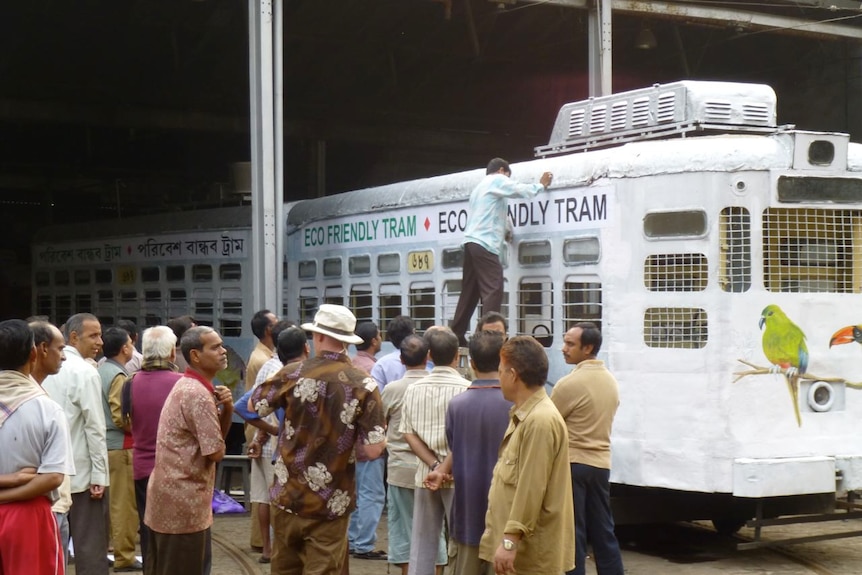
[445,379,512,546]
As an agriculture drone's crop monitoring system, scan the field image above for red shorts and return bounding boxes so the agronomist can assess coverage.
[0,497,63,575]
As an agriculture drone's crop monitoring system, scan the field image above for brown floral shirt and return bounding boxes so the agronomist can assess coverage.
[144,369,225,534]
[251,352,386,519]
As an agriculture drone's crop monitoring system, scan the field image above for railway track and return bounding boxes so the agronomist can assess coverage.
[211,531,263,575]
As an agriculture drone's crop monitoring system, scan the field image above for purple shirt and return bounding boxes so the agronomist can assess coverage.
[445,379,512,546]
[129,368,182,480]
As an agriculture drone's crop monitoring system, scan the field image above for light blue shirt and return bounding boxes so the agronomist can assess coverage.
[463,173,544,256]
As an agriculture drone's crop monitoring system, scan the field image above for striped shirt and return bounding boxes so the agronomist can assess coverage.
[398,366,470,488]
[463,173,545,256]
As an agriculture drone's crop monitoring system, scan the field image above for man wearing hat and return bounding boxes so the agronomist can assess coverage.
[251,304,387,574]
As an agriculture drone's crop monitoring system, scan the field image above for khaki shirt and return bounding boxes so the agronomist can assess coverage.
[479,388,575,574]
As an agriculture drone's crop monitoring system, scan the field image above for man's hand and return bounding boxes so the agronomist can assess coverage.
[247,439,262,459]
[493,543,517,575]
[422,469,453,491]
[214,385,234,409]
[90,484,105,499]
[8,467,37,487]
[539,171,553,188]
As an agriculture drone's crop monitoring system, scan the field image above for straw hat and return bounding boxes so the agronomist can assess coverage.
[301,304,363,345]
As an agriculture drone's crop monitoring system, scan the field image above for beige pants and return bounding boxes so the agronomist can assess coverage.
[108,449,139,568]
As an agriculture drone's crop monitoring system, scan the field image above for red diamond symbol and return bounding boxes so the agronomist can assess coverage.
[424,217,431,231]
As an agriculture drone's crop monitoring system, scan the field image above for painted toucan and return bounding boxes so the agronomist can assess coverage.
[829,325,862,348]
[759,304,808,426]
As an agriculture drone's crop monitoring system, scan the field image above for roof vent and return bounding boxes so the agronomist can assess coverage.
[535,81,779,158]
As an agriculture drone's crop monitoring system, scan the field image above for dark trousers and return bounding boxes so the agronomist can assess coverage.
[135,477,151,566]
[450,242,504,345]
[145,527,212,575]
[70,490,109,575]
[567,463,624,575]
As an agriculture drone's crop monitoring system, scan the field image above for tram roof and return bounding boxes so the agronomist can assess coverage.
[287,132,862,228]
[35,205,251,244]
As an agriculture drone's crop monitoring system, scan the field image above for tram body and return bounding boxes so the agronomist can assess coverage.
[32,81,862,525]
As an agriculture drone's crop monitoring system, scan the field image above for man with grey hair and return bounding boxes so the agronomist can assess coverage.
[144,326,234,575]
[42,312,110,575]
[121,324,182,567]
[251,304,387,574]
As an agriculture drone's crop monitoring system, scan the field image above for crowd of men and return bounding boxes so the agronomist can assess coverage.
[1,158,627,575]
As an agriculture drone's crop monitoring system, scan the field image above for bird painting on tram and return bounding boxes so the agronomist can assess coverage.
[759,304,808,427]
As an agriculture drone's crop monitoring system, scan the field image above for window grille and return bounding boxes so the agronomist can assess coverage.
[219,264,242,281]
[719,207,751,293]
[763,208,859,293]
[56,296,71,324]
[409,284,435,333]
[378,285,402,341]
[36,295,51,319]
[351,286,373,323]
[75,294,91,314]
[644,254,707,292]
[563,281,602,330]
[644,307,708,349]
[518,279,553,348]
[299,289,318,325]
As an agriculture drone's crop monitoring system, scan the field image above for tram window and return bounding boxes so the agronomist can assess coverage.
[141,267,160,283]
[442,247,464,270]
[298,260,317,279]
[777,176,862,203]
[98,316,114,327]
[323,258,342,278]
[98,290,113,303]
[95,269,112,284]
[763,208,857,293]
[408,284,435,333]
[192,265,213,282]
[168,289,187,319]
[74,270,90,286]
[644,254,707,292]
[563,281,602,331]
[518,241,552,266]
[35,271,50,287]
[719,207,751,293]
[56,296,71,323]
[299,289,319,325]
[325,286,344,306]
[120,291,137,302]
[145,316,161,327]
[351,286,373,323]
[220,320,242,337]
[349,255,371,276]
[443,280,462,324]
[166,265,185,282]
[55,270,69,286]
[644,307,708,349]
[563,237,600,265]
[144,290,161,302]
[517,279,554,348]
[222,288,243,316]
[282,261,289,282]
[75,294,91,314]
[378,253,400,274]
[220,264,242,281]
[36,295,51,318]
[643,210,707,238]
[195,301,214,319]
[379,285,402,341]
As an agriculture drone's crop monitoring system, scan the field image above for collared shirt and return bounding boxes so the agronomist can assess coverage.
[251,352,386,520]
[380,368,429,489]
[144,371,224,534]
[479,388,575,574]
[351,350,377,375]
[551,359,620,470]
[446,379,512,546]
[43,346,110,493]
[253,356,283,461]
[399,366,470,488]
[370,350,405,392]
[463,173,544,256]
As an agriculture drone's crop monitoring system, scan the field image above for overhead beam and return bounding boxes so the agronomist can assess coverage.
[543,0,862,40]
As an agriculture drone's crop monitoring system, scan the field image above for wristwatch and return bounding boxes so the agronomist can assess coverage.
[502,538,517,551]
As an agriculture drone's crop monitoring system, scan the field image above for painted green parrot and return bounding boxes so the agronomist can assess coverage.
[759,304,808,427]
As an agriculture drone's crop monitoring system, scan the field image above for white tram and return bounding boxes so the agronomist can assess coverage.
[33,81,862,534]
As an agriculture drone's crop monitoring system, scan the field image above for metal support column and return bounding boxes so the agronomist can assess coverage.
[248,0,284,316]
[587,0,612,97]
